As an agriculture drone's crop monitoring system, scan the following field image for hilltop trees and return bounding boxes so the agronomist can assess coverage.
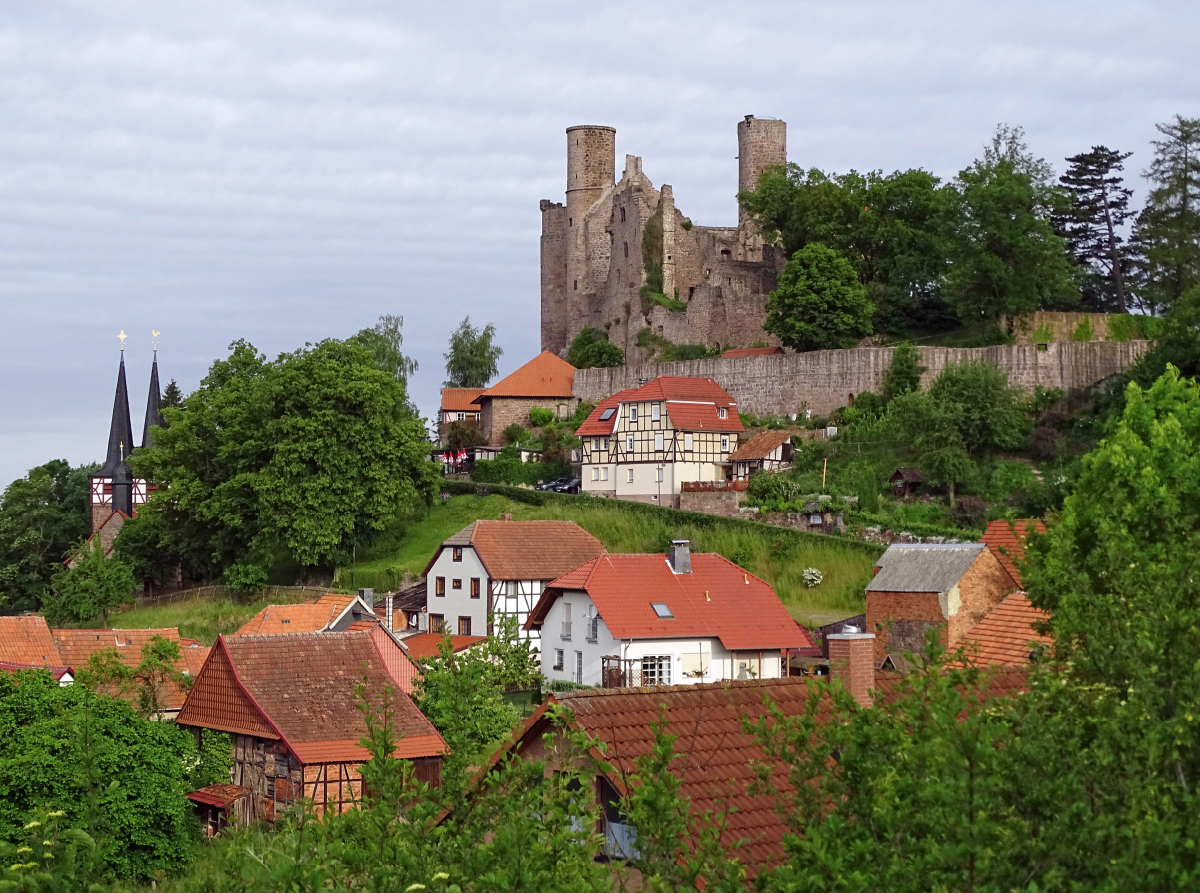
[351,313,419,386]
[764,243,874,351]
[444,316,503,388]
[567,327,624,368]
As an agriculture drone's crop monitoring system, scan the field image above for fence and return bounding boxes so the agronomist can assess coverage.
[130,584,329,609]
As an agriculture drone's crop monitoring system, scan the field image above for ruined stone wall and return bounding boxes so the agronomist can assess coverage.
[480,396,579,446]
[1003,311,1114,343]
[572,340,1150,417]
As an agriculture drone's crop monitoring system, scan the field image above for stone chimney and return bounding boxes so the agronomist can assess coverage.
[827,631,875,707]
[384,592,394,631]
[501,513,513,522]
[669,540,691,574]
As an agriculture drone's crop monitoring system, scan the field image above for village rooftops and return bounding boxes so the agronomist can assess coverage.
[525,552,813,651]
[401,633,487,660]
[866,543,988,595]
[440,388,486,412]
[471,351,576,403]
[177,630,440,764]
[623,377,744,432]
[961,592,1052,666]
[423,519,606,582]
[234,592,377,636]
[575,389,638,436]
[979,519,1046,587]
[0,615,63,667]
[727,430,793,462]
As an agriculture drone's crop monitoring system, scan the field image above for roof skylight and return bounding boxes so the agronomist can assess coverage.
[651,602,673,618]
[599,407,616,421]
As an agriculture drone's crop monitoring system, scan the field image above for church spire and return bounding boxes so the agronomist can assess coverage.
[99,343,136,476]
[141,340,163,450]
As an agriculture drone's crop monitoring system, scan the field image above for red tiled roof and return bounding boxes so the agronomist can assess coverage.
[722,346,782,358]
[0,661,73,682]
[961,592,1051,666]
[528,553,813,651]
[53,628,181,669]
[425,520,607,582]
[575,389,638,437]
[0,616,63,667]
[187,784,249,808]
[625,376,738,407]
[472,351,576,402]
[728,430,792,461]
[440,388,486,412]
[177,631,444,764]
[233,597,355,636]
[182,643,212,676]
[665,401,744,432]
[402,633,487,660]
[979,519,1046,586]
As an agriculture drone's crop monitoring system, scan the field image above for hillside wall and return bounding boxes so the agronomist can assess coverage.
[572,340,1150,417]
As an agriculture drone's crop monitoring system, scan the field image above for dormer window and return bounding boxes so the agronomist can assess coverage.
[718,407,727,419]
[651,603,673,619]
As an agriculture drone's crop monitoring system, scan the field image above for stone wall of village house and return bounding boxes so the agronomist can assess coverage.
[679,488,741,516]
[480,396,578,446]
[572,340,1150,419]
[539,591,783,687]
[947,549,1018,646]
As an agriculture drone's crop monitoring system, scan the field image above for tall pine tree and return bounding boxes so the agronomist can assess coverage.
[1130,115,1200,314]
[1056,147,1134,312]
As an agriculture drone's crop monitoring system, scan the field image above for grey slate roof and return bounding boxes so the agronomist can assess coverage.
[141,354,163,450]
[443,522,477,547]
[97,354,135,477]
[865,543,986,594]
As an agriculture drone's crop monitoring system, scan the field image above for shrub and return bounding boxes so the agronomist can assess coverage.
[881,343,925,401]
[567,327,625,369]
[445,421,486,451]
[1032,424,1062,459]
[1032,321,1054,343]
[1107,314,1138,342]
[224,562,268,595]
[528,407,555,427]
[852,391,886,417]
[802,567,823,588]
[950,495,989,530]
[1071,316,1095,342]
[503,423,526,445]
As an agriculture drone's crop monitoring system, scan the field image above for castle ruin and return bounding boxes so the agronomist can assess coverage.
[540,116,788,357]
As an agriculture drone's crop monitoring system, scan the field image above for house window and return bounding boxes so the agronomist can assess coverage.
[452,578,462,590]
[456,412,465,421]
[656,467,663,482]
[430,614,445,633]
[601,467,609,481]
[562,602,572,639]
[721,435,729,452]
[587,616,600,641]
[471,578,480,599]
[651,403,660,422]
[553,649,564,671]
[718,407,727,419]
[684,433,693,451]
[629,405,638,422]
[458,616,472,636]
[594,437,602,450]
[435,577,445,597]
[654,433,664,452]
[452,547,463,562]
[592,467,599,481]
[641,655,671,686]
[810,514,823,525]
[627,468,634,483]
[626,434,634,451]
[575,651,584,684]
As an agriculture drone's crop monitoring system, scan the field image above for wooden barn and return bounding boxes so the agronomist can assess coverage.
[177,628,444,820]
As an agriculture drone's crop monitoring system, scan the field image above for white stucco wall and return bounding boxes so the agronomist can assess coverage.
[427,547,489,637]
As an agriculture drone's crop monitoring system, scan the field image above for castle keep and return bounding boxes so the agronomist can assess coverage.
[540,116,788,357]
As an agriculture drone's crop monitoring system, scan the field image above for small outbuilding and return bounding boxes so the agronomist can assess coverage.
[889,466,927,497]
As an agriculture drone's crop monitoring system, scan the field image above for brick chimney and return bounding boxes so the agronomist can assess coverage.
[501,513,513,522]
[827,632,875,707]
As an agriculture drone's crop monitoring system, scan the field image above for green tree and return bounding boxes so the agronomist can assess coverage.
[888,391,974,505]
[350,313,418,385]
[111,505,200,589]
[927,359,1029,453]
[944,125,1076,326]
[1129,115,1200,315]
[567,327,625,368]
[764,243,874,351]
[1055,146,1135,311]
[740,165,953,333]
[444,316,503,388]
[42,545,135,626]
[444,420,487,452]
[0,460,96,612]
[160,378,183,409]
[75,635,193,721]
[881,342,926,401]
[223,561,267,595]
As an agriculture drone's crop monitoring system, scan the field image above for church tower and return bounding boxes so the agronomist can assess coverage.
[89,336,156,534]
[141,345,163,449]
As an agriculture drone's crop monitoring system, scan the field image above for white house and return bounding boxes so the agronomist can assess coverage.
[576,377,744,506]
[524,541,816,687]
[422,519,607,645]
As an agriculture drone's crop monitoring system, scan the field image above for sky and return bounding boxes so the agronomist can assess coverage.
[1,0,1198,487]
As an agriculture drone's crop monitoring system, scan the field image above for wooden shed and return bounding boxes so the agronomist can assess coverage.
[889,466,927,497]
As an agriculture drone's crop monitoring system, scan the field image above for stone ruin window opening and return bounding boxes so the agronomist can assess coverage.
[721,249,731,259]
[689,287,696,299]
[705,269,711,279]
[573,280,578,291]
[620,207,626,222]
[569,218,573,227]
[624,242,629,258]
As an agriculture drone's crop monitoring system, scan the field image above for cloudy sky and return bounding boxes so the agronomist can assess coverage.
[1,0,1197,486]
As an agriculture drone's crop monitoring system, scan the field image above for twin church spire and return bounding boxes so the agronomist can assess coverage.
[94,335,164,521]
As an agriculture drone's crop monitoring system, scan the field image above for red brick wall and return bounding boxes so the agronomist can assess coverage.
[828,634,875,706]
[866,591,944,661]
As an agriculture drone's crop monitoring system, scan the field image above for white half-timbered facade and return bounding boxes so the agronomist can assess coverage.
[576,377,744,504]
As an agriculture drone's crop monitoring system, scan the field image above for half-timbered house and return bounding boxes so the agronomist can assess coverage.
[422,519,606,646]
[176,629,443,820]
[576,377,743,506]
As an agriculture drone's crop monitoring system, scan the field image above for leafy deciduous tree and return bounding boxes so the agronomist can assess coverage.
[42,544,136,626]
[764,243,874,351]
[350,313,419,386]
[444,316,503,388]
[881,342,926,402]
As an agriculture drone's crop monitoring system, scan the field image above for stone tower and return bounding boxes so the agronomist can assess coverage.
[565,125,616,298]
[736,115,787,225]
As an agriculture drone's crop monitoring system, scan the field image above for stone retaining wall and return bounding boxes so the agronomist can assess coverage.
[572,340,1149,417]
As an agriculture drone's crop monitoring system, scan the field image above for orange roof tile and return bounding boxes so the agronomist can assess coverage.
[728,430,792,461]
[472,351,576,402]
[0,616,63,666]
[178,631,444,764]
[426,520,607,582]
[575,389,638,437]
[182,643,212,676]
[979,519,1046,586]
[528,553,812,651]
[402,633,487,660]
[53,628,182,670]
[665,401,744,432]
[626,376,738,406]
[721,346,783,358]
[234,602,344,636]
[961,592,1052,666]
[187,784,249,808]
[440,388,486,412]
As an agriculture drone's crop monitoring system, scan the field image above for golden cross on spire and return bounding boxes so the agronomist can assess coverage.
[152,330,161,352]
[118,330,127,351]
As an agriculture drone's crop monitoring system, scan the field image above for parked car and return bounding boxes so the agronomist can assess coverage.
[553,478,582,495]
[536,478,569,491]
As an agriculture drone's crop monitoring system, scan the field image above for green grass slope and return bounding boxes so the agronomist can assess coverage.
[346,494,880,627]
[105,590,315,646]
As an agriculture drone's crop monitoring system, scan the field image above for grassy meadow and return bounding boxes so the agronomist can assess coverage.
[106,589,315,645]
[346,494,880,626]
